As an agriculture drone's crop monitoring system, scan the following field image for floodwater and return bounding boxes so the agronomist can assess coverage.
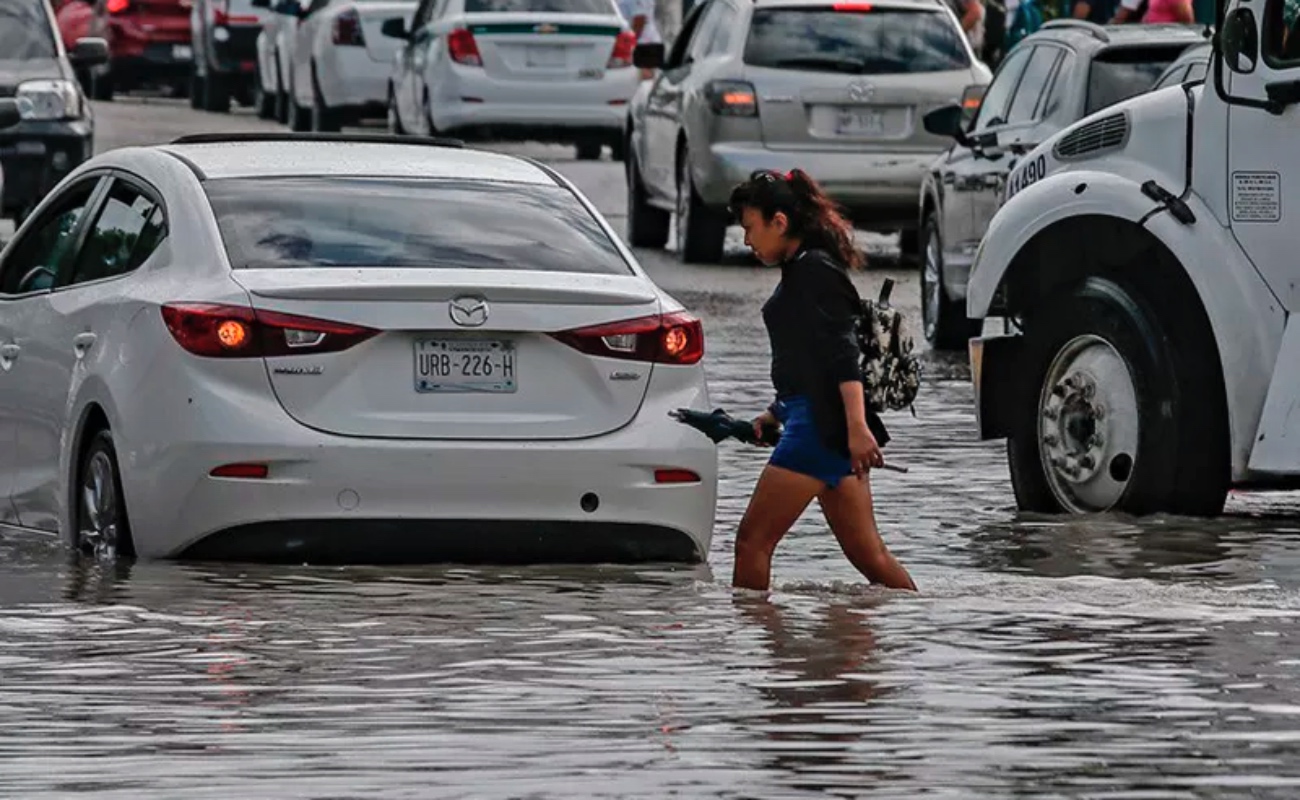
[6,231,1300,797]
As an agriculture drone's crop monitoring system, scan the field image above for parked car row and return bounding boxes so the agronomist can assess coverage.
[915,20,1212,349]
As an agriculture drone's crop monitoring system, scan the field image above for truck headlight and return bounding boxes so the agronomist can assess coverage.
[17,80,83,121]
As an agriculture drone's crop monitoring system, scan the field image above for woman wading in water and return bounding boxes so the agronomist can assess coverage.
[729,169,917,593]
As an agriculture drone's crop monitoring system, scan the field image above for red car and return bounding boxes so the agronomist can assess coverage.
[54,0,193,99]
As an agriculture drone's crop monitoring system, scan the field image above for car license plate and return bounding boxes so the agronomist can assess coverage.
[173,44,193,60]
[414,339,517,393]
[525,45,566,68]
[835,107,886,137]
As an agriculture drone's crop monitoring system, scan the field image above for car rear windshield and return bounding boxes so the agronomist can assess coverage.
[464,0,615,13]
[203,177,633,275]
[743,7,970,74]
[0,0,58,60]
[1086,46,1186,115]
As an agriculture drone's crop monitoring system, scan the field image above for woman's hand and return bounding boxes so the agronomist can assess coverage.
[848,424,883,477]
[752,410,779,446]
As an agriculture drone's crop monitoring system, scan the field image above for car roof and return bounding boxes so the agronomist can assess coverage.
[1026,20,1210,51]
[155,137,556,185]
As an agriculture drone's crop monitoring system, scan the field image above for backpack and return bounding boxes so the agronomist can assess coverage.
[854,278,921,415]
[1006,0,1043,50]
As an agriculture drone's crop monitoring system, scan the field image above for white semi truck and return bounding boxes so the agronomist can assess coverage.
[964,8,1300,517]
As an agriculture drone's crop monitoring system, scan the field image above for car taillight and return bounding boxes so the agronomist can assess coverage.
[704,80,757,116]
[160,303,379,358]
[607,30,636,68]
[550,311,704,365]
[106,0,130,14]
[333,8,364,46]
[832,1,873,9]
[447,28,482,66]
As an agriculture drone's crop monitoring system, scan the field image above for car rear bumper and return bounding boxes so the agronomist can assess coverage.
[317,48,392,108]
[118,363,718,564]
[110,43,195,83]
[0,120,93,217]
[431,66,637,136]
[697,142,942,226]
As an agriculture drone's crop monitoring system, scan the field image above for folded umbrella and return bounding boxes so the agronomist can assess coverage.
[668,407,908,472]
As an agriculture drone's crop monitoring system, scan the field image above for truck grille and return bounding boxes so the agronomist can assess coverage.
[1053,112,1129,160]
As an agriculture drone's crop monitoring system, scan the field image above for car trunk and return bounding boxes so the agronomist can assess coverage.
[231,269,660,440]
[356,1,415,63]
[742,4,975,150]
[460,12,622,81]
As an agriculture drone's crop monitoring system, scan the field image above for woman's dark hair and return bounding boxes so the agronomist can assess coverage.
[727,169,864,270]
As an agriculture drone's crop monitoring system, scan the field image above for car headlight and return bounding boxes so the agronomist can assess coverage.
[17,80,83,121]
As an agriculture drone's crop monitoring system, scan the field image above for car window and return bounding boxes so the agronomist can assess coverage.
[704,3,738,54]
[1152,63,1189,90]
[742,7,970,74]
[688,0,727,61]
[202,177,634,275]
[1085,46,1185,115]
[1039,50,1076,118]
[1007,46,1062,124]
[1263,0,1300,65]
[1186,60,1208,82]
[68,181,168,287]
[411,0,436,27]
[972,45,1031,130]
[463,0,613,12]
[0,0,59,60]
[0,181,100,297]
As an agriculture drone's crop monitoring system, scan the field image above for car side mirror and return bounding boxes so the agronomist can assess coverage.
[633,42,664,70]
[381,17,408,39]
[69,37,110,68]
[0,99,19,130]
[922,103,971,146]
[1219,7,1258,74]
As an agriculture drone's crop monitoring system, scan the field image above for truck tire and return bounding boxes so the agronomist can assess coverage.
[1007,276,1228,516]
[921,213,980,351]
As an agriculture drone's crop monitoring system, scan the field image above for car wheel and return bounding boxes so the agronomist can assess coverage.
[609,136,625,162]
[202,70,231,113]
[626,145,669,249]
[92,71,114,101]
[1006,276,1228,516]
[76,429,135,561]
[674,145,726,264]
[920,214,980,351]
[310,68,341,132]
[288,91,311,132]
[387,84,405,134]
[575,139,602,160]
[190,70,203,110]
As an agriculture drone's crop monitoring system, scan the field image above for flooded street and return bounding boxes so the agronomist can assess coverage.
[4,100,1300,797]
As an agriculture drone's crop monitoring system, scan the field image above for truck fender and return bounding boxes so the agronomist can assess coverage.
[967,170,1286,482]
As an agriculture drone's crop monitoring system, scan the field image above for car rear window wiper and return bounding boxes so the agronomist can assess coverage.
[765,56,868,73]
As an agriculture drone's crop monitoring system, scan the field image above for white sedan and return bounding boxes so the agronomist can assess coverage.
[0,133,718,563]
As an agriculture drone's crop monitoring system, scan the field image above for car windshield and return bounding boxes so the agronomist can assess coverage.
[743,7,970,74]
[1086,45,1187,114]
[464,0,614,12]
[0,0,58,60]
[202,177,633,275]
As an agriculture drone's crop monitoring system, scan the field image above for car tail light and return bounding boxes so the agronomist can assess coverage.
[106,0,130,13]
[832,1,873,9]
[447,28,482,66]
[160,303,379,358]
[550,311,704,365]
[654,469,700,484]
[607,30,636,68]
[705,80,757,117]
[211,463,269,479]
[333,8,364,46]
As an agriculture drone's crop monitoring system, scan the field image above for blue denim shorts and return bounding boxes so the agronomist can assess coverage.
[768,395,853,489]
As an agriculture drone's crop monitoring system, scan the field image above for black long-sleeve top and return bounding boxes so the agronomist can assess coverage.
[761,247,889,455]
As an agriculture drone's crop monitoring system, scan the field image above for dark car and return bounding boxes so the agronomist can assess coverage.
[915,20,1208,349]
[0,0,108,223]
[54,0,193,100]
[189,0,270,112]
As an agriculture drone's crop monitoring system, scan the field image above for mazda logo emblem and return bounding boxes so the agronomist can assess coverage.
[847,82,875,102]
[449,296,489,327]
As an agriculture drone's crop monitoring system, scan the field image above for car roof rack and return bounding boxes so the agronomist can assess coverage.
[1040,19,1110,43]
[168,132,466,148]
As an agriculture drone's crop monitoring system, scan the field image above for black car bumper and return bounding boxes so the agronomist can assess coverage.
[0,119,93,218]
[112,43,195,85]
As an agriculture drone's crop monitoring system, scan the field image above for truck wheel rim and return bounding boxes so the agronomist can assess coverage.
[1037,334,1139,513]
[922,229,941,340]
[79,450,119,560]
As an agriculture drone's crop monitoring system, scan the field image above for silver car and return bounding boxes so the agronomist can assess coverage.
[624,0,991,263]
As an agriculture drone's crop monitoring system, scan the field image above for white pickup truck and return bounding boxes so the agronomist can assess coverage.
[965,8,1300,517]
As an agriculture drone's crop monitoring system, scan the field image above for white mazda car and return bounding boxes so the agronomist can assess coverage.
[0,133,718,563]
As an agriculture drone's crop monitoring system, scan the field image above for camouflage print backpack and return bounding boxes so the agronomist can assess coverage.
[855,278,921,414]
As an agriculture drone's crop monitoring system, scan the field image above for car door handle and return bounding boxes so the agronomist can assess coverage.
[74,332,97,355]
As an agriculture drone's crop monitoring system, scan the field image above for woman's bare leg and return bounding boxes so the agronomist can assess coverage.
[732,464,826,591]
[817,474,917,591]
